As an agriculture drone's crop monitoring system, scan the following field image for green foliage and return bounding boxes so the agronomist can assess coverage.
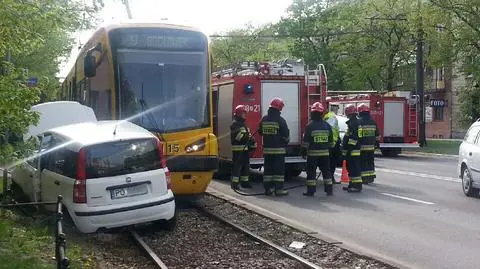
[0,0,101,164]
[210,23,291,69]
[429,0,480,127]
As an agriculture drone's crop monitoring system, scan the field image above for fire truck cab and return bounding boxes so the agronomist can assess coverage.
[212,59,327,178]
[326,92,420,156]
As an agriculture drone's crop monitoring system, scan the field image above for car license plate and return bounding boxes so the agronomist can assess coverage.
[111,184,148,199]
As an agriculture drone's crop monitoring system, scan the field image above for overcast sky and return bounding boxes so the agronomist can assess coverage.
[58,0,292,77]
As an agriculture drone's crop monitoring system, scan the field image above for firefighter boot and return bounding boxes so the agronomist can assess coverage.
[231,182,240,191]
[240,178,252,189]
[303,180,316,196]
[324,183,333,196]
[275,189,289,196]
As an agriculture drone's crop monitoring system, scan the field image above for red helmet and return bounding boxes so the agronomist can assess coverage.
[269,98,285,111]
[310,102,325,113]
[344,104,358,116]
[234,105,247,116]
[357,103,370,113]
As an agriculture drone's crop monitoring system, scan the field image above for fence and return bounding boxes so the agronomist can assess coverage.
[1,169,69,269]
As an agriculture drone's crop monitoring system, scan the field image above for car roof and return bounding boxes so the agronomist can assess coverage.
[26,101,97,140]
[48,120,157,148]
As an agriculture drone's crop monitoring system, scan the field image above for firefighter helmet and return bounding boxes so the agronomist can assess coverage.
[357,103,370,113]
[269,98,285,111]
[310,102,325,113]
[344,104,358,116]
[234,105,247,116]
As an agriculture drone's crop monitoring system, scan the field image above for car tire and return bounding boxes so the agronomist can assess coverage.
[461,166,479,198]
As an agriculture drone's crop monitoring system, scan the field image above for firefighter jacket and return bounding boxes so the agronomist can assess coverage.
[230,116,256,152]
[302,119,334,157]
[323,111,340,144]
[357,113,379,151]
[258,108,289,154]
[342,117,361,155]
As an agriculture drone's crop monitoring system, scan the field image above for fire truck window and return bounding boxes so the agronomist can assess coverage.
[116,49,208,133]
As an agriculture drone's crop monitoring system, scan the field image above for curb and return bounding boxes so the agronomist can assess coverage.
[206,186,415,269]
[402,151,458,158]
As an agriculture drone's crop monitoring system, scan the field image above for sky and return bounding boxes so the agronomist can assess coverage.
[57,0,293,78]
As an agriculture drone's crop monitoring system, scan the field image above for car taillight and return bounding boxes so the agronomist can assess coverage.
[165,170,172,190]
[73,148,87,203]
[155,139,167,168]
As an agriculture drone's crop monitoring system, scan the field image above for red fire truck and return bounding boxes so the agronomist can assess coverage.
[326,91,420,156]
[211,59,328,177]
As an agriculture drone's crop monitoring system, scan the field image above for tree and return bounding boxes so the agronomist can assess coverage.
[429,0,480,127]
[210,23,290,69]
[0,0,101,164]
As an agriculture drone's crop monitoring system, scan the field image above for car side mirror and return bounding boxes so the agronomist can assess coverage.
[84,54,96,78]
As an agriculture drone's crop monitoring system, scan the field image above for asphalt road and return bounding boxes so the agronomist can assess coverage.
[209,154,480,269]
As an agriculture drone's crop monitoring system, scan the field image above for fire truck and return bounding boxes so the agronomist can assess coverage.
[326,91,420,156]
[211,59,328,177]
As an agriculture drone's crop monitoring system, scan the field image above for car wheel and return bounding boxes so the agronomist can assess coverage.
[461,166,479,198]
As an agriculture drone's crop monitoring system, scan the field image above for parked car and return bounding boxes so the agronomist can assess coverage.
[12,102,176,233]
[458,119,480,198]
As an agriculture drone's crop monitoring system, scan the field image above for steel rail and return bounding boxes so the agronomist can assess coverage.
[130,231,169,269]
[192,202,323,269]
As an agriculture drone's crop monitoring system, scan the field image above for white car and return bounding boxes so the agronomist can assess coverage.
[458,119,480,197]
[12,102,176,233]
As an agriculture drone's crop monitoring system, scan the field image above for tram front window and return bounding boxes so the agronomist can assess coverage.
[116,49,209,133]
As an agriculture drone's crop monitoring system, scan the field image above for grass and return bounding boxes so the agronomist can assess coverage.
[0,177,97,269]
[404,139,462,155]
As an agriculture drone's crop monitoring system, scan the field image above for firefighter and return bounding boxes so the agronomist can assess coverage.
[323,104,342,184]
[258,97,289,196]
[301,102,333,196]
[230,105,256,190]
[357,103,379,184]
[342,104,363,192]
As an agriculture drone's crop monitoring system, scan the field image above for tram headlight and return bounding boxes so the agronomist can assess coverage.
[185,138,206,153]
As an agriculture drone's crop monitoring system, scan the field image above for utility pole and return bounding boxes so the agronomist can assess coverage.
[121,0,133,19]
[416,0,426,147]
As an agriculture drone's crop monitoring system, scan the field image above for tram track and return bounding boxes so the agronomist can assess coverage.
[128,202,322,269]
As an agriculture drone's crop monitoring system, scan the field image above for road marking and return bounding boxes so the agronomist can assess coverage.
[380,193,435,205]
[334,168,460,183]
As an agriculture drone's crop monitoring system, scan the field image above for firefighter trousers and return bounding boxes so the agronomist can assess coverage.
[263,153,285,192]
[360,149,376,184]
[346,150,362,190]
[329,141,341,181]
[306,155,332,194]
[231,151,250,187]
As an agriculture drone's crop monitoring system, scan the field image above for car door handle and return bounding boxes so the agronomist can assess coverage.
[469,152,472,156]
[54,180,60,186]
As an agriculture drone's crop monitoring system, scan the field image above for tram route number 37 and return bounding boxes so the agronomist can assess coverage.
[243,104,260,113]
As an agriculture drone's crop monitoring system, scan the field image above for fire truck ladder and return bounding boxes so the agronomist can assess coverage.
[306,64,328,110]
[408,102,418,137]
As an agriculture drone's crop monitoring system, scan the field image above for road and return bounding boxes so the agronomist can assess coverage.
[208,154,480,269]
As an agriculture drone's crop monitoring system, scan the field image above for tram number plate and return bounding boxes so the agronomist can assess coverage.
[111,184,148,199]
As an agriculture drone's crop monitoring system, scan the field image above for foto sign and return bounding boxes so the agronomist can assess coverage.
[430,99,446,107]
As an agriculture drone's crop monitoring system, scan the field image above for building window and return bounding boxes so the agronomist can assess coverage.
[433,106,444,121]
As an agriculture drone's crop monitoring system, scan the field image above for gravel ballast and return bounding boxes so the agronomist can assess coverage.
[140,209,305,269]
[199,193,398,269]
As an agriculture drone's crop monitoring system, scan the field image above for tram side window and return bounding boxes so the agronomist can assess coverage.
[89,54,112,120]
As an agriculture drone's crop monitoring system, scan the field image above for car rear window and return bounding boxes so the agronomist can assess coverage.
[85,138,161,179]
